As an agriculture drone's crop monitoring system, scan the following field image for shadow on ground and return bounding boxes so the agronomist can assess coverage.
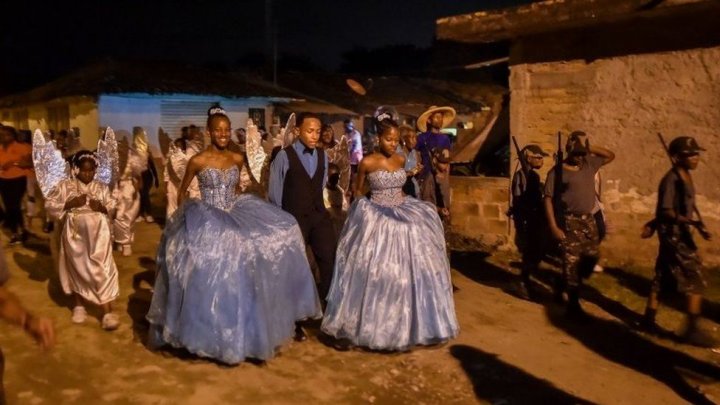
[602,266,720,325]
[12,240,71,309]
[546,306,720,404]
[450,345,593,404]
[127,256,156,342]
[451,250,720,404]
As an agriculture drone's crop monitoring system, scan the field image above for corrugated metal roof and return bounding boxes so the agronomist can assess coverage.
[0,60,300,108]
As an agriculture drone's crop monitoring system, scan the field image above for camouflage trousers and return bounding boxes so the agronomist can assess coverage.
[560,214,600,288]
[652,223,706,295]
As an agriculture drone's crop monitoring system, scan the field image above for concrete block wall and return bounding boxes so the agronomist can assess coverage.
[449,176,511,251]
[508,46,720,265]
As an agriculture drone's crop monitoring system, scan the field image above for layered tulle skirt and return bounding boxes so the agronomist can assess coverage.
[147,194,321,364]
[321,196,459,351]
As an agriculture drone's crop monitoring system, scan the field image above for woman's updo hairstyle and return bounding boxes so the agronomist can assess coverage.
[373,105,399,136]
[207,103,229,128]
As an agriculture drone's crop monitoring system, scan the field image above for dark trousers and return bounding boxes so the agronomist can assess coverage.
[139,170,153,216]
[513,213,547,281]
[0,176,27,234]
[296,212,337,300]
[593,210,606,241]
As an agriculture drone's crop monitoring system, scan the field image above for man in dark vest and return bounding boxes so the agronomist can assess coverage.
[269,112,337,317]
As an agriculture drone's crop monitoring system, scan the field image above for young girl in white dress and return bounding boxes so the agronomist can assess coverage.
[45,151,120,330]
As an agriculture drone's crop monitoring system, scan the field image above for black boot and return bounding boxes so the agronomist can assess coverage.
[566,289,590,322]
[639,308,660,333]
[553,276,566,304]
[294,323,307,342]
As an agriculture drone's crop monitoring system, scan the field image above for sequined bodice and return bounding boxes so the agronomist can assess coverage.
[368,169,406,207]
[197,166,239,210]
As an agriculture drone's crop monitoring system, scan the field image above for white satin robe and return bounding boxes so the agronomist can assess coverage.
[46,179,119,305]
[113,167,140,245]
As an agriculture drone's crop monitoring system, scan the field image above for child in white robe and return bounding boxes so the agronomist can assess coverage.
[45,151,120,330]
[113,135,146,256]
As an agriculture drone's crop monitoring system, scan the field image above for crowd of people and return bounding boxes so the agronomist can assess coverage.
[0,103,462,370]
[0,99,717,397]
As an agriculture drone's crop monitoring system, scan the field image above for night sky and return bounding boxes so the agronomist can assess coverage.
[0,0,531,94]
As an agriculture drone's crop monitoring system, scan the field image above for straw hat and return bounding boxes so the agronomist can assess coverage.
[417,106,456,132]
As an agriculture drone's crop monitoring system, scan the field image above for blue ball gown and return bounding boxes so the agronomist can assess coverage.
[147,166,321,364]
[321,169,458,351]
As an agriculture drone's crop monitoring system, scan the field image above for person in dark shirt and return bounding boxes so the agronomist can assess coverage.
[511,144,549,300]
[544,131,614,320]
[640,136,715,348]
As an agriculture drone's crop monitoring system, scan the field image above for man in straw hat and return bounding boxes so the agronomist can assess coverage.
[416,106,456,203]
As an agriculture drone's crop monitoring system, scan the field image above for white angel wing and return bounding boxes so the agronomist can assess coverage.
[167,142,189,185]
[245,118,267,183]
[95,127,120,186]
[32,129,69,197]
[281,113,296,148]
[332,134,351,191]
[127,148,149,177]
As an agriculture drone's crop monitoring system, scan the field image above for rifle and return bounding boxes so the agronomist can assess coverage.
[553,131,565,229]
[508,136,529,218]
[657,133,711,240]
[511,136,529,175]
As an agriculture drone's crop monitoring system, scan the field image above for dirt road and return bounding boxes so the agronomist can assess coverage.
[1,221,719,404]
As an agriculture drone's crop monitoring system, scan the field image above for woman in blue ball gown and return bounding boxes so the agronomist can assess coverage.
[147,107,321,364]
[321,110,458,351]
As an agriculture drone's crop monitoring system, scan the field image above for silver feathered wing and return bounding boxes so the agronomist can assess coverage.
[281,113,296,148]
[95,127,120,187]
[167,142,189,186]
[32,129,70,198]
[330,133,351,192]
[127,148,148,177]
[245,119,267,183]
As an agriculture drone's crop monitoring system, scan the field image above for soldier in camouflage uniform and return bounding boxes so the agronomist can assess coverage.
[640,136,716,347]
[511,144,549,300]
[544,131,615,320]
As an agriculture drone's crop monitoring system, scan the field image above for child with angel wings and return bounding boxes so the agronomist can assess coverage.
[34,128,122,331]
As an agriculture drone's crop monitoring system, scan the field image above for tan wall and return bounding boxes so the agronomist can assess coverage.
[449,176,511,251]
[69,98,99,148]
[509,46,720,265]
[1,97,98,147]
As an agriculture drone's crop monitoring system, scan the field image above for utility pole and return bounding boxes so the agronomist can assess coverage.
[264,0,277,86]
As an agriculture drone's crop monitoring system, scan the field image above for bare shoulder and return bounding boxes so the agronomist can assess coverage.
[359,154,379,170]
[230,151,245,164]
[188,152,207,168]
